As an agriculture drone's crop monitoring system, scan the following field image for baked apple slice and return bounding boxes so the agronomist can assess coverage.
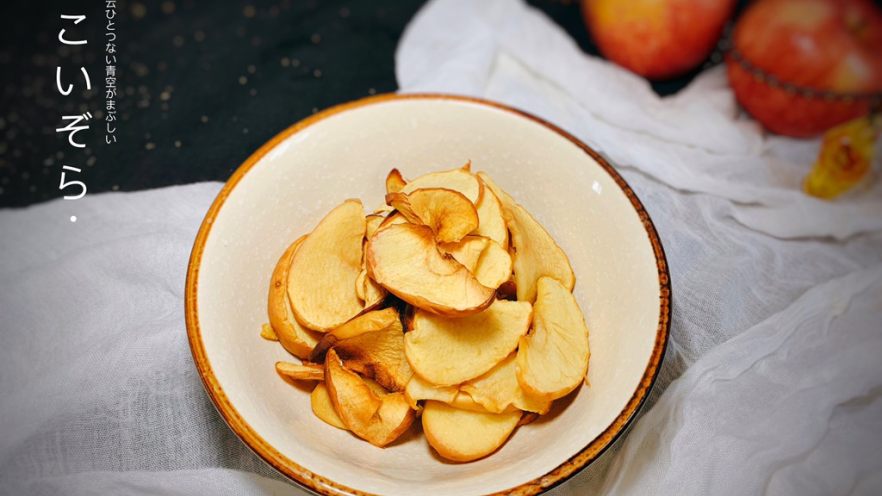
[310,307,400,360]
[311,382,347,430]
[404,374,458,409]
[473,176,509,248]
[314,308,412,391]
[517,277,590,400]
[275,361,324,382]
[355,268,386,311]
[311,376,389,430]
[385,168,407,195]
[287,200,366,331]
[400,164,483,205]
[440,236,512,290]
[376,211,408,232]
[365,213,385,240]
[404,299,532,385]
[405,375,514,414]
[324,349,415,447]
[366,223,495,316]
[478,172,574,302]
[462,353,551,414]
[259,323,278,341]
[422,400,522,462]
[386,188,478,243]
[267,235,322,358]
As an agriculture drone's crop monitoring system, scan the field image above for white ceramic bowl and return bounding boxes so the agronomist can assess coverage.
[186,94,670,496]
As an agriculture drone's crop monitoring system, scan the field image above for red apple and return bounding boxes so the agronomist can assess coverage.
[582,0,736,80]
[727,0,882,137]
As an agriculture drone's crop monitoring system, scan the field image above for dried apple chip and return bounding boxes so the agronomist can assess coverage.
[400,165,483,205]
[366,223,495,317]
[478,172,574,303]
[276,361,324,382]
[385,168,407,195]
[404,375,458,409]
[404,299,532,386]
[268,236,321,358]
[440,236,512,289]
[405,376,508,414]
[517,277,590,400]
[310,307,396,355]
[422,400,521,462]
[287,200,366,331]
[311,382,347,430]
[325,349,415,447]
[312,308,412,391]
[365,213,385,240]
[474,177,508,248]
[259,323,278,341]
[462,354,551,414]
[386,188,479,243]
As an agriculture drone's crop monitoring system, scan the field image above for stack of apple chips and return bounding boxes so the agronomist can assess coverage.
[262,164,590,462]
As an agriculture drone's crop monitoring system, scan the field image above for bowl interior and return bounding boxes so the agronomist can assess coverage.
[191,96,664,495]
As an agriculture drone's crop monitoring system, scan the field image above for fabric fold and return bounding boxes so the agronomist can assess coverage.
[395,0,882,239]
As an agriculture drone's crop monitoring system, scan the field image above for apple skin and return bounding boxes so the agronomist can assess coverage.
[582,0,736,80]
[726,0,882,137]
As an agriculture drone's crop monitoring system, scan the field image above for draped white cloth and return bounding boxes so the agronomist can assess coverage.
[2,0,881,494]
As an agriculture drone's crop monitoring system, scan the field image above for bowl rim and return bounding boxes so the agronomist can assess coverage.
[185,93,672,496]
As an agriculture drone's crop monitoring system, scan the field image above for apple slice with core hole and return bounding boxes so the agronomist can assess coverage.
[325,349,415,447]
[462,353,552,414]
[422,400,522,462]
[478,172,574,303]
[287,200,366,331]
[405,299,532,386]
[386,188,479,243]
[517,276,590,400]
[366,223,495,317]
[440,236,512,289]
[268,235,322,358]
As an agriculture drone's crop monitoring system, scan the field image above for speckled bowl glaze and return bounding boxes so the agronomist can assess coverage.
[186,94,670,496]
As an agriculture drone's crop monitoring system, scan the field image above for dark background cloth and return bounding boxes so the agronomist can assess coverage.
[0,0,730,208]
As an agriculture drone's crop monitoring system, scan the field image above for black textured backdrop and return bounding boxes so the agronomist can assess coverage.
[0,0,723,208]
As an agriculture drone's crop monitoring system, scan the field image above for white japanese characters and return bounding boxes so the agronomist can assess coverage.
[55,14,90,202]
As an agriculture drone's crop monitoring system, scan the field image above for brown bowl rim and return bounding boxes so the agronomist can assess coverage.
[185,93,672,496]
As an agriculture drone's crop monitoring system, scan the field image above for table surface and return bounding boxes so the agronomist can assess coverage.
[0,0,727,208]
